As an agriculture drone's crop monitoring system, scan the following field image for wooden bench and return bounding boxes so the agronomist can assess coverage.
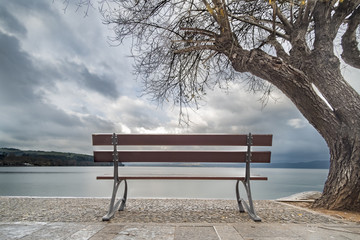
[92,133,272,222]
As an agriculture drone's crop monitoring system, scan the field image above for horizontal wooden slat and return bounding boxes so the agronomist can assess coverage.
[96,176,267,181]
[92,134,113,146]
[92,134,272,146]
[93,151,271,163]
[252,134,273,146]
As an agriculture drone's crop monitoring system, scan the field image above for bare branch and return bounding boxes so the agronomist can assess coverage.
[267,36,291,62]
[228,14,290,41]
[173,45,217,54]
[179,27,216,38]
[341,6,360,69]
[331,0,360,35]
[172,39,215,44]
[275,3,293,34]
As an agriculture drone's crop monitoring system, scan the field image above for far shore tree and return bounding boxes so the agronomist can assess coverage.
[71,0,360,210]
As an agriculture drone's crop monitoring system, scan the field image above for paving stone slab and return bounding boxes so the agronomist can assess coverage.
[20,222,88,240]
[0,222,46,240]
[233,223,300,239]
[89,224,125,240]
[214,225,244,240]
[69,223,105,240]
[114,225,175,240]
[175,226,219,240]
[1,222,359,240]
[287,224,360,240]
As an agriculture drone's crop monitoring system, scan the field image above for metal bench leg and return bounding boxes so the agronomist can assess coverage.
[102,179,128,221]
[118,179,128,211]
[236,179,261,222]
[236,180,245,212]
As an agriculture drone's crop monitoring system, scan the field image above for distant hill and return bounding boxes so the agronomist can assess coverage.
[0,148,109,166]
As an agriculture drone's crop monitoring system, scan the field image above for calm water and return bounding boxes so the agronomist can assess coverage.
[0,167,328,200]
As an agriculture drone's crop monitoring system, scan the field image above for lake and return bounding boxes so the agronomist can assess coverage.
[0,167,328,200]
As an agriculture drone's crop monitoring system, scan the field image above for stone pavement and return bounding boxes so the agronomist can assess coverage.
[1,197,360,239]
[1,221,360,240]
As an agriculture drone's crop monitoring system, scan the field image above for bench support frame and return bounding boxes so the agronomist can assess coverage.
[99,132,268,222]
[235,133,261,222]
[102,133,128,221]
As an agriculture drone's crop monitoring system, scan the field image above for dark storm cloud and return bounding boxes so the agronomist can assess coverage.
[122,103,165,130]
[0,29,117,153]
[0,7,27,36]
[0,32,40,102]
[0,0,121,101]
[80,66,120,99]
[0,0,125,153]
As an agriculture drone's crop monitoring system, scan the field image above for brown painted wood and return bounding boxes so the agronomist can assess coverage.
[93,133,272,183]
[252,134,273,146]
[92,134,272,146]
[92,134,113,146]
[93,151,271,163]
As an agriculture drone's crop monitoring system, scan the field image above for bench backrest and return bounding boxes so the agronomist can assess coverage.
[92,133,272,164]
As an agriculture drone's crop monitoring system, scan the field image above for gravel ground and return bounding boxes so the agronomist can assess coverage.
[0,197,347,224]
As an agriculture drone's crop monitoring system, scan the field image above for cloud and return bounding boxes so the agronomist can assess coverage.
[287,118,308,129]
[0,32,40,102]
[0,17,167,154]
[178,83,329,162]
[185,83,293,133]
[0,7,27,36]
[0,28,117,153]
[80,66,120,99]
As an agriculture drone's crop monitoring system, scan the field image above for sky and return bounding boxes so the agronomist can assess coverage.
[0,1,359,163]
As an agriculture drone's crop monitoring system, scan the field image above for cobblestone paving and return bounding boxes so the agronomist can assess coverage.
[0,197,346,224]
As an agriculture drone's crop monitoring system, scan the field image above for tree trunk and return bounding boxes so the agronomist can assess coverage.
[306,52,360,211]
[226,45,360,211]
[314,133,360,211]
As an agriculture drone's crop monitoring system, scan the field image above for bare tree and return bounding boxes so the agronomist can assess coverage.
[73,0,360,210]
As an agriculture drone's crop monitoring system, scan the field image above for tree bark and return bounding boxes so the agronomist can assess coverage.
[314,134,360,211]
[308,68,360,211]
